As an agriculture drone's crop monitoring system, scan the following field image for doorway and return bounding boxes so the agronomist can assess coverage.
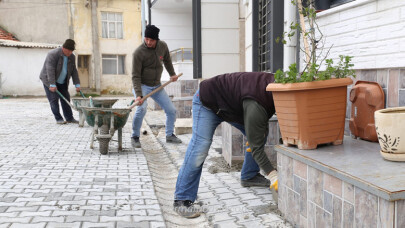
[78,55,90,88]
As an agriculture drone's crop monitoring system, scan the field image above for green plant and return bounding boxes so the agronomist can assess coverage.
[275,0,355,83]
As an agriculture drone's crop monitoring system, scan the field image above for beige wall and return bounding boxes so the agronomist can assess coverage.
[70,0,142,94]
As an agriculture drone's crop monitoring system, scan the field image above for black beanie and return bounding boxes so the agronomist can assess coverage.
[144,25,160,40]
[63,39,75,51]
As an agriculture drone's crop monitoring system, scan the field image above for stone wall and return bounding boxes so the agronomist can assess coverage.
[277,152,405,227]
[221,116,280,167]
[147,79,198,118]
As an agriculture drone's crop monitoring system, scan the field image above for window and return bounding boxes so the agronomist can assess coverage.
[101,12,123,39]
[256,0,283,73]
[311,0,355,10]
[102,55,125,75]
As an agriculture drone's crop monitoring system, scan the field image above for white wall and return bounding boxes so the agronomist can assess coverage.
[0,47,76,96]
[151,11,193,51]
[313,0,405,70]
[201,0,240,79]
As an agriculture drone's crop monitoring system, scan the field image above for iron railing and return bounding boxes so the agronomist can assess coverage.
[170,48,193,63]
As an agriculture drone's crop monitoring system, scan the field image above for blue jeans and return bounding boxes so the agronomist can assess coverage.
[132,84,176,137]
[43,83,74,121]
[174,90,260,201]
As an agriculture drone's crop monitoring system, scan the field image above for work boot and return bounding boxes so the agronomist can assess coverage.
[131,136,141,148]
[66,119,79,124]
[173,200,201,218]
[56,119,66,124]
[166,134,182,144]
[240,173,270,187]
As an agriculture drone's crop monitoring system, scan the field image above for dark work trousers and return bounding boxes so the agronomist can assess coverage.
[43,83,74,121]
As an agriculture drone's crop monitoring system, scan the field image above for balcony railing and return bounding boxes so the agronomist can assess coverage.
[170,48,193,63]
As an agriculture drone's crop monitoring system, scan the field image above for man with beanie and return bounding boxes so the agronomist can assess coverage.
[174,72,278,218]
[131,24,182,148]
[39,39,81,124]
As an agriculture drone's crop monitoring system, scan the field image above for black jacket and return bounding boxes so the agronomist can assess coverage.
[199,72,275,125]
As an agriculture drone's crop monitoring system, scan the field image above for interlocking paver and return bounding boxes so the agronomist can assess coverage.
[0,97,291,227]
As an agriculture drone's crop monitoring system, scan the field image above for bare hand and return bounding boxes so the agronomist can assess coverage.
[135,96,143,105]
[49,87,57,92]
[76,87,81,92]
[170,75,179,82]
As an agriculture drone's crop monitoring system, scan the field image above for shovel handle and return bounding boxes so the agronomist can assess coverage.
[129,73,183,109]
[79,90,86,98]
[56,90,75,110]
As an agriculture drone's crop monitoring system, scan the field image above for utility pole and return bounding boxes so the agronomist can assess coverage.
[91,0,101,92]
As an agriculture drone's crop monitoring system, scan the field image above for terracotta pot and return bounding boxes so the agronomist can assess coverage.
[266,78,353,149]
[375,107,405,161]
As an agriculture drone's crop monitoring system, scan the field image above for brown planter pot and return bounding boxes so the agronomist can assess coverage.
[266,78,353,149]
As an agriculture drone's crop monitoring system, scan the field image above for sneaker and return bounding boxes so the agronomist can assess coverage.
[66,119,79,124]
[56,120,66,124]
[131,136,141,148]
[166,134,182,143]
[241,173,270,187]
[173,200,201,218]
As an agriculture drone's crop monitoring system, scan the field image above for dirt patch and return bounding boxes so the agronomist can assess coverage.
[207,156,243,174]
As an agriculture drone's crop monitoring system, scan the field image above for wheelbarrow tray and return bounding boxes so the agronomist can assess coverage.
[71,98,118,110]
[82,107,131,129]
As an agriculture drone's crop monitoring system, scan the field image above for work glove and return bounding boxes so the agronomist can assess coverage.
[267,170,278,191]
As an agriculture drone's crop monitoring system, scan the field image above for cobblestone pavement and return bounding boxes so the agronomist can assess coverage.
[144,111,291,228]
[0,97,164,228]
[0,97,291,228]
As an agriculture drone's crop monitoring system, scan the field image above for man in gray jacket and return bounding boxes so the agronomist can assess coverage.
[131,25,182,148]
[39,39,80,124]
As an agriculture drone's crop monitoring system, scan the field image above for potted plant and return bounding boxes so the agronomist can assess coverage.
[375,107,405,161]
[266,0,355,150]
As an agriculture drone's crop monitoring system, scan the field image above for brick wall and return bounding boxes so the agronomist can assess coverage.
[314,1,405,70]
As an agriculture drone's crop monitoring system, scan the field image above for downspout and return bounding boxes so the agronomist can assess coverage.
[148,0,151,24]
[141,0,145,39]
[90,0,101,92]
[252,0,258,72]
[192,0,201,79]
[68,0,75,39]
[283,0,297,71]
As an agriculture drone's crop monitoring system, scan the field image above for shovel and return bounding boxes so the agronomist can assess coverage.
[129,73,183,109]
[56,90,76,110]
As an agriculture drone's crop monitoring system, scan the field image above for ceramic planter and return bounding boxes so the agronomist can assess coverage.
[266,78,353,150]
[375,107,405,161]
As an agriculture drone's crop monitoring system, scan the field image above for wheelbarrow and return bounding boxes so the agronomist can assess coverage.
[71,98,118,127]
[81,107,131,155]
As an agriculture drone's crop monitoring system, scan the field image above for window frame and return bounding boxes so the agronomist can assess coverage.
[101,12,124,39]
[102,54,126,75]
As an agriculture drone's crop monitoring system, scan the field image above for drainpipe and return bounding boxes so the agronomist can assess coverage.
[141,0,146,39]
[91,0,101,92]
[283,0,297,71]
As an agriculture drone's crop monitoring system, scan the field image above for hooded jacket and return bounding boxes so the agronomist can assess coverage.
[132,40,176,96]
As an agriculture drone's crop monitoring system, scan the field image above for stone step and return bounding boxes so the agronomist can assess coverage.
[174,118,192,135]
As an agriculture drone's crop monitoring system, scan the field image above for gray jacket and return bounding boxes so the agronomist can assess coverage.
[39,47,80,87]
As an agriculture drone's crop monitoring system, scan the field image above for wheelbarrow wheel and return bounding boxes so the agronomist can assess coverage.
[99,124,110,155]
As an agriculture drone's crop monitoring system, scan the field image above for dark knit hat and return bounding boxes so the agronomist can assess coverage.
[144,25,160,40]
[63,39,75,51]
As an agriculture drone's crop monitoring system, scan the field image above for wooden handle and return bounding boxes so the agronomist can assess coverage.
[129,73,183,109]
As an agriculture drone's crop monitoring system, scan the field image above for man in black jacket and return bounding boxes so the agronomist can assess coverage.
[174,72,278,218]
